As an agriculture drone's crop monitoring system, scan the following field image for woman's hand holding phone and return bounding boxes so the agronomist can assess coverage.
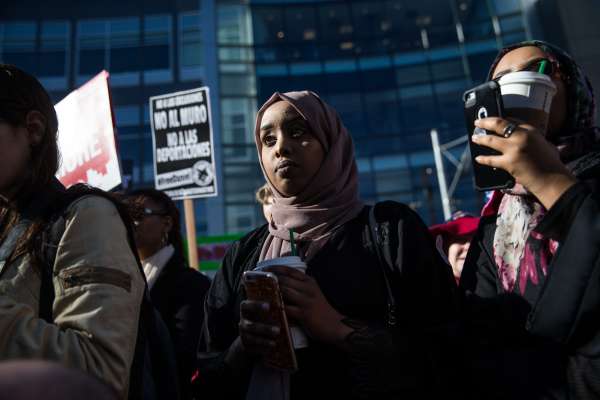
[473,117,576,209]
[238,300,280,356]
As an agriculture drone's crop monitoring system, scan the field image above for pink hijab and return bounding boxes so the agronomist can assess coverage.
[255,91,364,261]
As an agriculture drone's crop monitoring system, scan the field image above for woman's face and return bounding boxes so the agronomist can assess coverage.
[133,197,172,260]
[492,46,567,138]
[259,101,325,197]
[444,234,472,281]
[0,120,33,198]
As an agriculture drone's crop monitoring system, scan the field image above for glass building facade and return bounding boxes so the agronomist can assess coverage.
[1,0,225,235]
[2,0,547,238]
[217,0,537,230]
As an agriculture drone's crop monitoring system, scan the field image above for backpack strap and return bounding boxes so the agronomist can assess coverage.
[0,221,31,276]
[365,204,398,328]
[39,214,66,323]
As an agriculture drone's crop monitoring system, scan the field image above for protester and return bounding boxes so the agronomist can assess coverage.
[0,64,144,399]
[0,360,117,400]
[255,183,274,222]
[194,90,457,399]
[128,188,211,400]
[429,212,479,283]
[460,41,600,399]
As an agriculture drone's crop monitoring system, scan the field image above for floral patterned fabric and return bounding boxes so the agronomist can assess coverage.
[485,40,600,294]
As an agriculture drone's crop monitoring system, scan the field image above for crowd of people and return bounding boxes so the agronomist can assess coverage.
[0,39,598,400]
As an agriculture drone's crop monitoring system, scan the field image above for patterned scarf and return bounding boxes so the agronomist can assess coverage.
[486,41,600,294]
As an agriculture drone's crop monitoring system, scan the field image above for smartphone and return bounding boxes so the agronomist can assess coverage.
[242,271,297,371]
[463,80,515,191]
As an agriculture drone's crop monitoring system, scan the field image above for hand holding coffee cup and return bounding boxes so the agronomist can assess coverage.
[260,262,353,347]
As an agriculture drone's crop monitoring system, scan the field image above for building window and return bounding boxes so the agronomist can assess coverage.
[218,4,253,46]
[39,21,70,90]
[179,11,203,81]
[77,19,107,81]
[115,105,141,127]
[143,14,173,84]
[1,22,37,75]
[108,17,141,86]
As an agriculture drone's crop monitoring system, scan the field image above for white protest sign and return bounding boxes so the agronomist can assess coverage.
[55,71,121,191]
[150,87,218,200]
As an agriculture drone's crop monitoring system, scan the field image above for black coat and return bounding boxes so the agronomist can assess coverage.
[149,252,211,400]
[195,204,459,399]
[460,182,600,399]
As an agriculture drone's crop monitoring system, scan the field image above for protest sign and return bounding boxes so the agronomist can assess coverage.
[150,87,218,200]
[55,71,121,191]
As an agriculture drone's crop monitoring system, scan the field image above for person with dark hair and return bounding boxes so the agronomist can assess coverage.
[194,91,457,399]
[128,188,211,400]
[0,64,144,399]
[460,41,600,399]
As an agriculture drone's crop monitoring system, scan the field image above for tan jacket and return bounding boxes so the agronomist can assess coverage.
[0,195,145,399]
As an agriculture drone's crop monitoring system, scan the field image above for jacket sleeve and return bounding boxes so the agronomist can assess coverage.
[0,196,144,399]
[194,240,252,399]
[525,182,600,397]
[170,270,211,399]
[339,206,460,398]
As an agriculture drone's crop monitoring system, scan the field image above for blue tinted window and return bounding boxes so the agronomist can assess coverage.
[284,6,318,43]
[323,59,356,73]
[350,1,384,39]
[431,58,466,81]
[427,24,459,48]
[144,15,171,71]
[324,71,360,92]
[218,5,253,46]
[252,7,284,45]
[109,18,140,73]
[491,0,521,15]
[361,68,395,90]
[396,63,431,86]
[79,49,105,75]
[317,3,353,43]
[364,90,401,136]
[289,62,322,75]
[180,12,202,68]
[2,22,37,74]
[468,50,498,83]
[325,92,367,137]
[78,20,106,75]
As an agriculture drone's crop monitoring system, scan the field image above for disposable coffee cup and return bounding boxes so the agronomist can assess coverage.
[255,256,309,349]
[498,71,557,133]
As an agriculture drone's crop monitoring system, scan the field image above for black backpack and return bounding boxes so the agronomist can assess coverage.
[37,188,181,400]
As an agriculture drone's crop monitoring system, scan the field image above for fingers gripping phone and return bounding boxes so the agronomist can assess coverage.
[242,271,297,371]
[463,80,515,191]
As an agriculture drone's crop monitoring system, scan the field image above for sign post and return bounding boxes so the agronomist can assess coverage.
[149,87,218,269]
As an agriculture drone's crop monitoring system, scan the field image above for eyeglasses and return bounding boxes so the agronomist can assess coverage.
[143,207,167,216]
[132,208,168,225]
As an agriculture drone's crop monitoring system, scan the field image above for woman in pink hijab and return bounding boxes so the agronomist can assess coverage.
[194,91,458,400]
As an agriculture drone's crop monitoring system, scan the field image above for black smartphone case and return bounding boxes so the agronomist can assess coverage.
[463,81,515,191]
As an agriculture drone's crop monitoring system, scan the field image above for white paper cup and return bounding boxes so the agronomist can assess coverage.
[255,256,309,349]
[498,71,557,132]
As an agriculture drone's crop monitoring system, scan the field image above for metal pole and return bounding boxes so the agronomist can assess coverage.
[431,129,452,221]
